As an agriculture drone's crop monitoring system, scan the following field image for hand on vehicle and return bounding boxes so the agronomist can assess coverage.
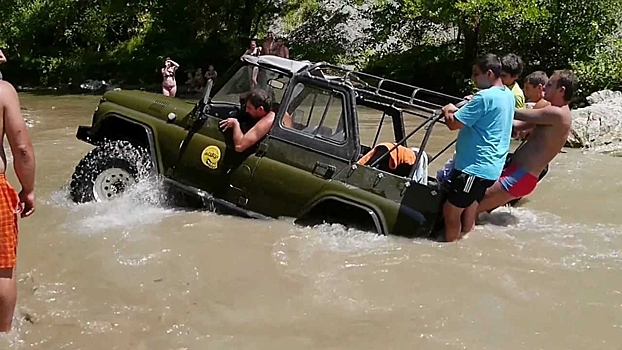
[18,189,35,218]
[219,118,239,132]
[441,103,458,121]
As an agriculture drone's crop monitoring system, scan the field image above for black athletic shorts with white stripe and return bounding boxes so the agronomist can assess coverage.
[445,169,496,209]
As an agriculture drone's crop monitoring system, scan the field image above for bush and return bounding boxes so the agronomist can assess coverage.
[572,37,622,104]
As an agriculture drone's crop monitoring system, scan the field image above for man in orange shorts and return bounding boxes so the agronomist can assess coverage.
[0,80,36,332]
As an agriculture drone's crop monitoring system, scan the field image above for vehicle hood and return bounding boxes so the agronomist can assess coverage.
[101,89,196,122]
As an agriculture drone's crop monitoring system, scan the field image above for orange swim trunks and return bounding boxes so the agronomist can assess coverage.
[0,174,19,269]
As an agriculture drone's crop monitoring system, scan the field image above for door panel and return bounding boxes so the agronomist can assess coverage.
[243,78,357,218]
[245,138,348,217]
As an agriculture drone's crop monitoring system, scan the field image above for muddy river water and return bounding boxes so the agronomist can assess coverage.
[0,92,621,349]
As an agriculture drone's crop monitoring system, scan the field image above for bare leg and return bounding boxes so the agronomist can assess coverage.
[170,85,177,98]
[0,268,17,332]
[476,181,516,215]
[461,201,478,234]
[443,201,464,242]
[162,85,171,97]
[251,67,259,89]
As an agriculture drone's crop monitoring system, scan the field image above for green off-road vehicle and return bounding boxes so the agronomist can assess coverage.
[70,55,542,239]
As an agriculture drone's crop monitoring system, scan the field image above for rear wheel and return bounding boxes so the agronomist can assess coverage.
[70,140,153,203]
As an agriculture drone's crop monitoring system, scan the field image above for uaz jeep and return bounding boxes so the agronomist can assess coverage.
[70,55,539,239]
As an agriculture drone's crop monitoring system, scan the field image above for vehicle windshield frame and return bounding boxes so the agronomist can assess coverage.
[210,63,292,106]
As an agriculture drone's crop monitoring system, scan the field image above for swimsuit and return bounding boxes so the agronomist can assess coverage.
[499,163,538,197]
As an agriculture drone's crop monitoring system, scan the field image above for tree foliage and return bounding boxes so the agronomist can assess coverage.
[364,0,622,97]
[0,0,621,100]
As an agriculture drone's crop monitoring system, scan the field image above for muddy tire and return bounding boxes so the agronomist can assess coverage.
[70,140,154,203]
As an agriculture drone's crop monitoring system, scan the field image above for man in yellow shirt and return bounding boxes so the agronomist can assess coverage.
[500,53,525,109]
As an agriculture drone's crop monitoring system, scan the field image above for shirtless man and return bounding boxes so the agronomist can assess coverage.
[0,81,36,332]
[523,71,550,109]
[275,38,290,59]
[515,71,550,139]
[219,89,275,152]
[476,70,577,215]
[261,32,275,56]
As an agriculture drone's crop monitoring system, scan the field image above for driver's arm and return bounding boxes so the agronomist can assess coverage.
[232,113,274,152]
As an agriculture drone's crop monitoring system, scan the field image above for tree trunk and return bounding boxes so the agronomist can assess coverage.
[461,17,480,71]
[238,0,257,42]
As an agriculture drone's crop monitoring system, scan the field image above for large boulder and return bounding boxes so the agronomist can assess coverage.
[567,90,622,149]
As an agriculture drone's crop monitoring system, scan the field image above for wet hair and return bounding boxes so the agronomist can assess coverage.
[475,53,502,78]
[245,89,272,112]
[552,69,578,102]
[524,71,548,87]
[501,53,524,77]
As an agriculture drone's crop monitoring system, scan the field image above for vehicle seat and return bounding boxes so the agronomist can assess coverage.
[358,144,415,178]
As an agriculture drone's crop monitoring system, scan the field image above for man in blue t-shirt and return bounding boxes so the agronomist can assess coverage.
[441,53,515,242]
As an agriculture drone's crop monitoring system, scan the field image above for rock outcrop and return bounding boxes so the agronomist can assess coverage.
[567,90,622,150]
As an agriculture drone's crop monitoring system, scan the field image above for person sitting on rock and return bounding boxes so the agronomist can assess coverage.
[219,89,275,152]
[476,70,577,215]
[204,65,217,83]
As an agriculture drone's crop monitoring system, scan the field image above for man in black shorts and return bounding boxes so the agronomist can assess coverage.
[440,54,515,242]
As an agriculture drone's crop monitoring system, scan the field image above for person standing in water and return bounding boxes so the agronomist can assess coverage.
[161,57,180,97]
[0,80,36,332]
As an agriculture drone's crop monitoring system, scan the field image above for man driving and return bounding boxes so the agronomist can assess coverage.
[219,89,276,152]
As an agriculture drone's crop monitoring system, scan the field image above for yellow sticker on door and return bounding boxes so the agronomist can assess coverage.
[201,145,221,169]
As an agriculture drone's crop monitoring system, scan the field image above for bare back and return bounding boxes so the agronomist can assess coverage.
[512,105,571,175]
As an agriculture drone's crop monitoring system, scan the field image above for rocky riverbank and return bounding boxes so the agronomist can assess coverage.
[567,90,622,151]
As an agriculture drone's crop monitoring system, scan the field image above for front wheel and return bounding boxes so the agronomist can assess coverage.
[70,140,154,203]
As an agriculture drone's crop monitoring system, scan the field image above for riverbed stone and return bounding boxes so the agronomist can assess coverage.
[567,89,622,149]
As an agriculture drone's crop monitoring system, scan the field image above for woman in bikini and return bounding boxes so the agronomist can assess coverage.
[161,57,180,97]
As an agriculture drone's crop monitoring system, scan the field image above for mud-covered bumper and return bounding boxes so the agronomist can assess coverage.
[76,125,95,143]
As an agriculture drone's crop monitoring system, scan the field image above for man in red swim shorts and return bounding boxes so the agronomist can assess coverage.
[0,80,36,332]
[476,70,577,215]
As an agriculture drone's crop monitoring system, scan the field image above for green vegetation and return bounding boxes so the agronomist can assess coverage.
[1,0,621,101]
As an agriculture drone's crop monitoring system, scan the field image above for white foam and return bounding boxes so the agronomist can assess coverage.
[51,177,180,235]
